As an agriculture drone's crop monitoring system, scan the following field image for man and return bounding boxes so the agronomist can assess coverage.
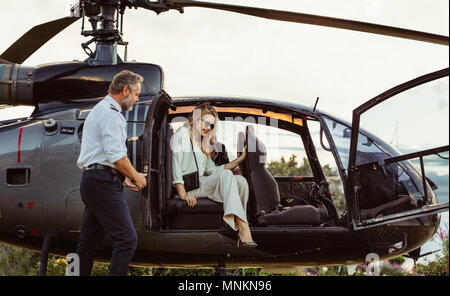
[76,70,147,276]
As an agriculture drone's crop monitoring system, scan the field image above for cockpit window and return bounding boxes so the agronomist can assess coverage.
[324,116,429,205]
[354,133,391,166]
[323,117,391,173]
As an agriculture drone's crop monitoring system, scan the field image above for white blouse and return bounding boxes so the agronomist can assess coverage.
[171,126,225,185]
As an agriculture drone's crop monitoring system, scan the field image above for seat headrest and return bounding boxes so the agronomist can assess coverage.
[245,125,267,164]
[237,131,245,155]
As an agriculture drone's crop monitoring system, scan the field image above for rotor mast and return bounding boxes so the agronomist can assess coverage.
[80,0,128,65]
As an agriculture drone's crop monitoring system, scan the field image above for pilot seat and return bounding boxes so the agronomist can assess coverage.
[237,125,328,226]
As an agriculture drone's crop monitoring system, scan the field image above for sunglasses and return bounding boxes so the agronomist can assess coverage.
[201,119,216,130]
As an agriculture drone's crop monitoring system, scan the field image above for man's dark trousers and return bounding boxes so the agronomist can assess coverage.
[76,169,137,276]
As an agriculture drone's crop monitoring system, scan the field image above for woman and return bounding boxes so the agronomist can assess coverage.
[171,103,256,248]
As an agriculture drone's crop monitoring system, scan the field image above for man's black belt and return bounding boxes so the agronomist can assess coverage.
[86,164,120,177]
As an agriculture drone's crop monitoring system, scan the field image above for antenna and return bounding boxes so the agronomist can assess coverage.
[313,97,319,112]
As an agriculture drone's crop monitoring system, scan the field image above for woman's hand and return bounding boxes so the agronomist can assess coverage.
[224,145,247,171]
[232,168,242,175]
[184,195,198,207]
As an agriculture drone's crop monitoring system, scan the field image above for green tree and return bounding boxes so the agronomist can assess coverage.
[388,256,406,265]
[0,244,40,276]
[267,155,312,177]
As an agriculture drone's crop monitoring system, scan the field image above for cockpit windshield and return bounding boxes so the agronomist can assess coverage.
[323,115,431,206]
[323,116,395,175]
[323,117,351,173]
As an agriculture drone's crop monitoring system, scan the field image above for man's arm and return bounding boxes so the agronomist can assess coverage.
[114,156,147,190]
[99,112,147,190]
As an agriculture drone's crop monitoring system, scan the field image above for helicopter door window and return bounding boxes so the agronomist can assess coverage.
[346,71,449,229]
[356,76,449,206]
[355,76,449,207]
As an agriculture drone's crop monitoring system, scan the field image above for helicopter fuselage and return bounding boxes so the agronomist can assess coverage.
[0,94,440,268]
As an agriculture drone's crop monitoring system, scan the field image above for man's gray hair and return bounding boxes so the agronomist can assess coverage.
[108,70,144,94]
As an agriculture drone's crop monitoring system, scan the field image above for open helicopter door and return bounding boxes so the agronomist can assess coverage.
[347,68,449,230]
[142,90,173,229]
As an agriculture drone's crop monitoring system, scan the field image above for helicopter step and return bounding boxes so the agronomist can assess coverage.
[38,233,58,276]
[215,256,241,276]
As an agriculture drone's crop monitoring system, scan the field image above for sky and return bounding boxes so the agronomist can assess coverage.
[0,0,449,267]
[2,0,446,183]
[0,1,448,123]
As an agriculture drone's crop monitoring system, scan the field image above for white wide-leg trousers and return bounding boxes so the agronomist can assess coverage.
[187,169,249,231]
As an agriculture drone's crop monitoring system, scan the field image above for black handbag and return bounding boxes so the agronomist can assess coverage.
[182,136,200,192]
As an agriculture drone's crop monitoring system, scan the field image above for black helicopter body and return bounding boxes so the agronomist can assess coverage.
[0,0,448,272]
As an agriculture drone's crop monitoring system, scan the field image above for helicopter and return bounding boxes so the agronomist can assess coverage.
[0,0,449,276]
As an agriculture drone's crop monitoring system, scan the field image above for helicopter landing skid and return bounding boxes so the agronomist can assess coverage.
[38,233,58,276]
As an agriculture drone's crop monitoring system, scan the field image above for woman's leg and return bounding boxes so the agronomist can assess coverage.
[199,169,254,242]
[219,170,248,231]
[234,215,254,242]
[233,175,253,242]
[235,175,249,212]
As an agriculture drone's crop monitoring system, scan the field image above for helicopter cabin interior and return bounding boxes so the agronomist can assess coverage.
[144,101,344,231]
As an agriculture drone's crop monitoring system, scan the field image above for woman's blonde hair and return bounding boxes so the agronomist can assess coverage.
[186,103,219,156]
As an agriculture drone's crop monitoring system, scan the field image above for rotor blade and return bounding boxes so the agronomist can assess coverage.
[168,0,449,46]
[0,57,12,64]
[0,16,80,64]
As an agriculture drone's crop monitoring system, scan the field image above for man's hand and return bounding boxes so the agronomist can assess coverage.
[133,172,147,190]
[124,177,140,192]
[114,157,147,190]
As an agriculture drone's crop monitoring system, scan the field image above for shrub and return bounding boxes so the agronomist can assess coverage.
[416,224,449,276]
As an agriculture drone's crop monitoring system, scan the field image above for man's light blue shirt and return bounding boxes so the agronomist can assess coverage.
[77,95,128,169]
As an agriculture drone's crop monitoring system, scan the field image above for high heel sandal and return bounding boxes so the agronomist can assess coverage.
[237,232,257,248]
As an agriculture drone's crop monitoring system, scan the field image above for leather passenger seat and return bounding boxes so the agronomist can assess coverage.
[164,124,224,229]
